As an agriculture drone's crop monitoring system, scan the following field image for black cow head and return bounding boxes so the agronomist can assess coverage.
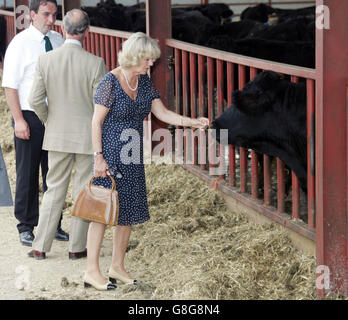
[211,71,308,191]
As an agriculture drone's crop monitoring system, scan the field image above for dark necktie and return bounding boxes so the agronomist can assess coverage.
[44,35,53,52]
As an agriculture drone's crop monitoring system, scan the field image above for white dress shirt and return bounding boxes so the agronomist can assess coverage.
[1,24,64,111]
[64,39,82,47]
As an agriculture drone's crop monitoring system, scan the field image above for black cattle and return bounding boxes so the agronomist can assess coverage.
[274,6,315,24]
[172,10,215,45]
[197,3,233,25]
[234,38,315,68]
[82,1,132,31]
[0,15,6,63]
[124,3,146,33]
[80,1,314,68]
[172,3,233,25]
[211,71,307,192]
[240,3,275,23]
[246,16,315,42]
[206,35,314,68]
[210,19,264,40]
[240,3,315,24]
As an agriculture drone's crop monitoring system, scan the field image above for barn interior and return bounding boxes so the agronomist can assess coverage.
[0,0,347,300]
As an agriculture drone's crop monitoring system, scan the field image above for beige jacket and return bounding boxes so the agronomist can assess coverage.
[28,43,107,154]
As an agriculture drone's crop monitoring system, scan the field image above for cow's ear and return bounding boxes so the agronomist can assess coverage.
[258,71,281,90]
[233,90,272,115]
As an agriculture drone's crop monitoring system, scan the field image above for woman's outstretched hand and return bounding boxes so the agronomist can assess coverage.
[190,117,210,129]
[94,155,110,178]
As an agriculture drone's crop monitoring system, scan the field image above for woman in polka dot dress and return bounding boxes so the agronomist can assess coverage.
[84,32,209,291]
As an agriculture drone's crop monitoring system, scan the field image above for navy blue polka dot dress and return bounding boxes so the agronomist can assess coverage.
[93,72,160,226]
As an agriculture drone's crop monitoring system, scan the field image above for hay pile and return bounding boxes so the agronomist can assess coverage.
[114,163,317,299]
[0,71,320,299]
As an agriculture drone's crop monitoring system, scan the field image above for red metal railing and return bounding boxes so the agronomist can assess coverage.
[166,39,317,241]
[53,21,132,71]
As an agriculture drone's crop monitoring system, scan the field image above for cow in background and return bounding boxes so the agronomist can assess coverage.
[211,71,307,192]
[240,3,315,24]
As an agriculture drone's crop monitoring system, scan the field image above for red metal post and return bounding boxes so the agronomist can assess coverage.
[190,52,198,165]
[207,57,214,124]
[90,32,95,55]
[207,57,216,173]
[198,54,206,170]
[175,48,182,116]
[105,35,111,71]
[94,33,100,57]
[62,0,81,17]
[250,67,259,199]
[182,50,189,162]
[116,37,122,67]
[229,145,236,187]
[291,75,301,219]
[291,172,300,219]
[227,62,234,107]
[100,34,105,61]
[175,48,183,163]
[316,0,348,297]
[217,59,224,178]
[307,78,316,227]
[277,159,285,213]
[110,37,116,69]
[238,65,247,193]
[3,14,15,46]
[207,57,215,172]
[217,60,224,116]
[227,62,235,187]
[146,0,172,148]
[264,155,271,206]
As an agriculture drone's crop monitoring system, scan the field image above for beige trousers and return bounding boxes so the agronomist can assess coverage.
[32,151,92,253]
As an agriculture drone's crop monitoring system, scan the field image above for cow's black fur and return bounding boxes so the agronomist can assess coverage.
[211,71,307,192]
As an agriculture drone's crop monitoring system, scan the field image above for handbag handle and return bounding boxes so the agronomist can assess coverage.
[88,175,117,191]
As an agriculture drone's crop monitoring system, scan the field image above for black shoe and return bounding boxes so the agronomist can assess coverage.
[19,231,34,247]
[55,227,69,241]
[69,249,87,260]
[28,249,46,260]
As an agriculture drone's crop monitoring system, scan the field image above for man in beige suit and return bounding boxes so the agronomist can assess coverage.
[27,9,107,260]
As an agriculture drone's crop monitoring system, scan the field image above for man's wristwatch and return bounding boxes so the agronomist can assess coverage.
[94,151,103,156]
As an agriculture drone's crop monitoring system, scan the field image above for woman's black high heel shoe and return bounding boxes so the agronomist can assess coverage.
[108,266,137,285]
[83,273,117,291]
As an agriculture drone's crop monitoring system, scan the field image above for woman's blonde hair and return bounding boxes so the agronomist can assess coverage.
[118,32,161,68]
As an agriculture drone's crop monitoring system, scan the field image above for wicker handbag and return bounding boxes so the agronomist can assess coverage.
[72,175,119,226]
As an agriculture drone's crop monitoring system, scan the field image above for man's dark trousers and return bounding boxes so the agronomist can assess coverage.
[13,111,63,233]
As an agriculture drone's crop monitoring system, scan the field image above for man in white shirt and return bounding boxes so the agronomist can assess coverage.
[1,0,68,246]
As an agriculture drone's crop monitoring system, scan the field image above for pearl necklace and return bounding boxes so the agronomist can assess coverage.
[121,68,138,91]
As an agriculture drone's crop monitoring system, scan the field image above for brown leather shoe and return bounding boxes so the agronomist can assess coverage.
[28,250,46,260]
[69,249,87,260]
